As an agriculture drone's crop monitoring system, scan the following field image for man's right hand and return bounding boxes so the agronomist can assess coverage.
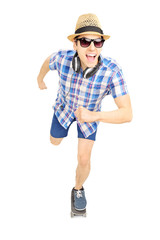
[37,55,51,90]
[37,79,47,90]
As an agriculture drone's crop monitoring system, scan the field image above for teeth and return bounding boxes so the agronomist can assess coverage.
[87,54,96,57]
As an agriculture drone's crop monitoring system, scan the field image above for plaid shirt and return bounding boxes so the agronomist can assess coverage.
[49,50,128,138]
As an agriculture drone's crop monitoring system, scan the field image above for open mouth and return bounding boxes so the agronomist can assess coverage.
[86,53,97,62]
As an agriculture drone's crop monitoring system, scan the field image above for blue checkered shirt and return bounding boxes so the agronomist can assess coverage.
[49,50,128,138]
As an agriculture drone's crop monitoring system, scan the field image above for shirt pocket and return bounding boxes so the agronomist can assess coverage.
[89,82,107,104]
[79,81,106,108]
[91,83,106,97]
[60,73,72,96]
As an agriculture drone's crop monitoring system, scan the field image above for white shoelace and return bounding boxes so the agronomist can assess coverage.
[76,190,83,198]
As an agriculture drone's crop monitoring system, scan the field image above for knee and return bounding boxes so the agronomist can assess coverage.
[50,135,63,146]
[78,153,91,168]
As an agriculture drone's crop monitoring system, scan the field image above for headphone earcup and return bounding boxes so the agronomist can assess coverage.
[72,52,81,73]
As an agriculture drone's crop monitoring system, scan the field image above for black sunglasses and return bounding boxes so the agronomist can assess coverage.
[76,37,105,48]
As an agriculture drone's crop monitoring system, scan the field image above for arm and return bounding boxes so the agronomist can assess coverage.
[37,55,51,89]
[97,94,133,123]
[74,94,133,124]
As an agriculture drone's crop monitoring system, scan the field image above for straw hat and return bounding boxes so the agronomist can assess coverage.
[67,13,110,42]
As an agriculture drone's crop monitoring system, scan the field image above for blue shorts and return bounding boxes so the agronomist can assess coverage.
[50,113,97,141]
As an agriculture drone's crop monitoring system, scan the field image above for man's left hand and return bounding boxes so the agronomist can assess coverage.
[74,106,97,123]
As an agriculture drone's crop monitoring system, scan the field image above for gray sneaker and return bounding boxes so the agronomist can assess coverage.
[73,187,87,211]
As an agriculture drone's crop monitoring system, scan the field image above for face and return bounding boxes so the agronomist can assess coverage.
[73,34,103,70]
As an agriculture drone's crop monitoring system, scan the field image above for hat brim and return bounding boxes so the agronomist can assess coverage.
[67,32,110,42]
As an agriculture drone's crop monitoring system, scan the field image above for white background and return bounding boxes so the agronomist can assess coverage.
[0,0,160,239]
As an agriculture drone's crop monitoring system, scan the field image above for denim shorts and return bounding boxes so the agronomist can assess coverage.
[50,113,97,141]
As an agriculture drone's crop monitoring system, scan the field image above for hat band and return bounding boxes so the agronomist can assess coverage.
[75,26,103,35]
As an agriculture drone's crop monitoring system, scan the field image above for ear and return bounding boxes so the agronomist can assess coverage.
[73,40,77,51]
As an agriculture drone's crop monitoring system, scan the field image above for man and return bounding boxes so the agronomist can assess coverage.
[37,13,132,212]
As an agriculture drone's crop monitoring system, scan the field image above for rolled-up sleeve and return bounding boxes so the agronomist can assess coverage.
[109,69,128,98]
[49,52,58,70]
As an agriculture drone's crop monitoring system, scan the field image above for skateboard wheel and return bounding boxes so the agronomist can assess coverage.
[70,211,87,218]
[71,212,74,218]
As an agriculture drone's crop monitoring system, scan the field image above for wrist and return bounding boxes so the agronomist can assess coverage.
[93,111,101,122]
[37,74,43,83]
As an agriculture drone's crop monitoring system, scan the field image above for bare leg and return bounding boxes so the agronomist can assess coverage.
[75,138,95,190]
[50,135,63,146]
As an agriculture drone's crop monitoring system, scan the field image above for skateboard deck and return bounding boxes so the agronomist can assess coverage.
[71,189,87,217]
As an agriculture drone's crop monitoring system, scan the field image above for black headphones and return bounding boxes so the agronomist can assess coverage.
[72,52,101,78]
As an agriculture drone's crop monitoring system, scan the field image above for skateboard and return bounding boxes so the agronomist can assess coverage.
[71,188,87,218]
